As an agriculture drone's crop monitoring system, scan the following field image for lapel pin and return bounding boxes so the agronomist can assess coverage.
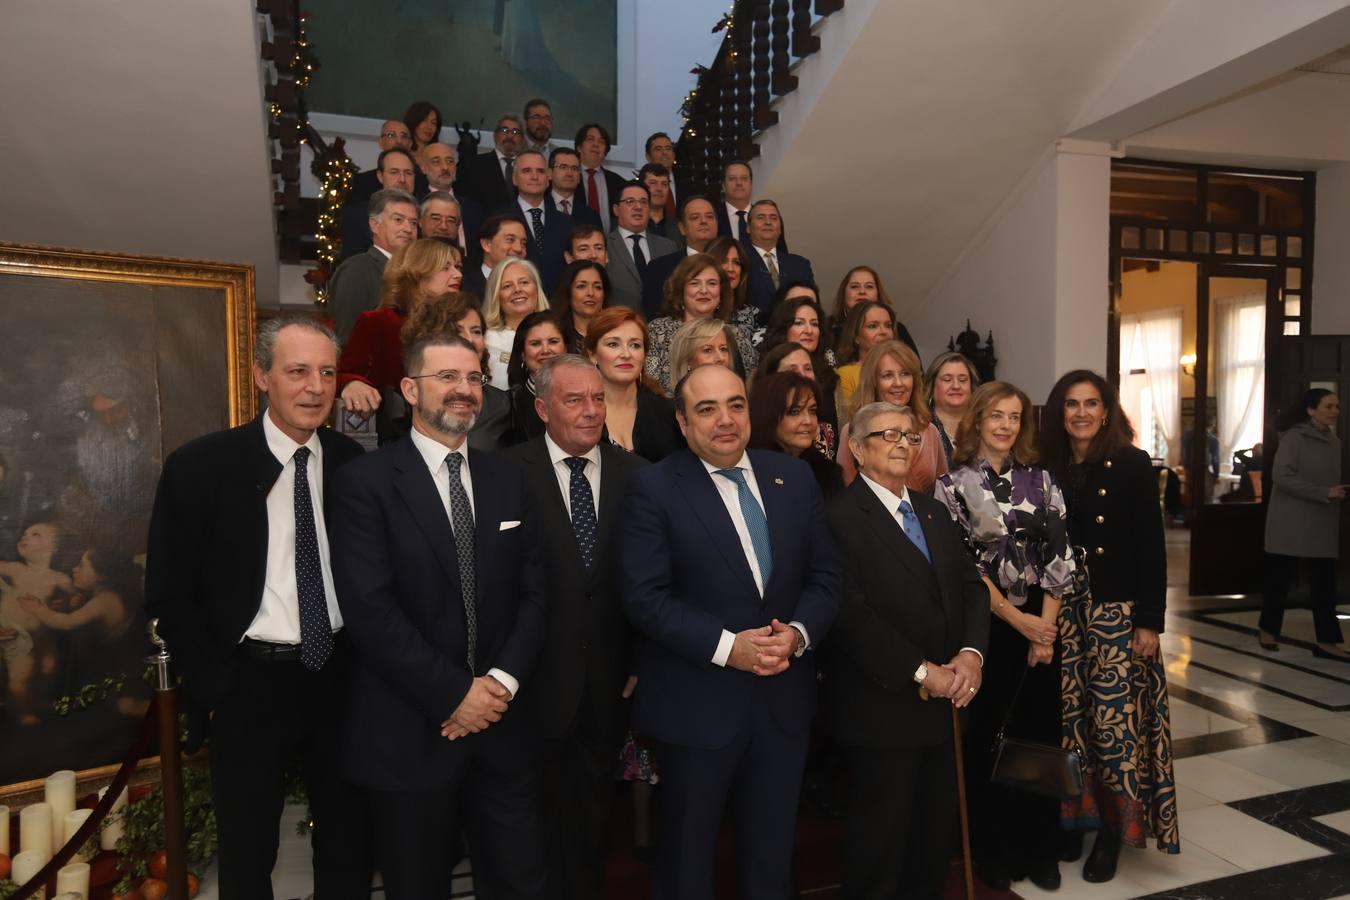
[774,477,784,485]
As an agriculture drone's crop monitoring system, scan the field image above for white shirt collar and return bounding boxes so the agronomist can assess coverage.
[544,432,601,470]
[752,243,776,263]
[551,189,574,206]
[495,149,512,164]
[618,226,647,241]
[262,409,322,467]
[409,423,467,475]
[700,451,753,478]
[858,471,911,511]
[685,244,701,256]
[481,262,492,278]
[372,244,392,260]
[517,195,545,213]
[725,200,749,218]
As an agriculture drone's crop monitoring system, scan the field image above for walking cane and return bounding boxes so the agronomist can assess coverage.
[950,703,975,900]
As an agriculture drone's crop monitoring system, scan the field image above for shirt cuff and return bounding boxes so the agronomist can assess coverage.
[959,647,984,666]
[486,668,518,699]
[789,621,810,657]
[712,629,736,667]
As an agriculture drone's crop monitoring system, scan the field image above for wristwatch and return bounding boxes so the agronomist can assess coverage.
[913,662,928,684]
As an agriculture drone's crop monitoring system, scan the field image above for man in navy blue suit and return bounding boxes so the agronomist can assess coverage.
[743,199,815,318]
[495,149,571,291]
[620,363,842,900]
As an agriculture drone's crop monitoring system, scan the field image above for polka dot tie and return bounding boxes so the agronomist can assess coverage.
[445,452,479,672]
[715,467,773,587]
[528,207,546,257]
[899,499,932,563]
[292,447,333,670]
[564,457,598,570]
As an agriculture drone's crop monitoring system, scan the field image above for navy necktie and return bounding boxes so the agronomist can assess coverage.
[563,457,598,569]
[292,447,333,670]
[629,233,648,278]
[716,467,773,588]
[528,207,545,256]
[445,452,479,671]
[899,499,932,563]
[736,209,749,244]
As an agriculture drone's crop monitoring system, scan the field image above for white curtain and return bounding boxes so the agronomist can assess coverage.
[1214,294,1266,471]
[1138,310,1182,458]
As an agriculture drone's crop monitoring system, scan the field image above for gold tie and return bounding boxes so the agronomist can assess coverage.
[765,251,780,289]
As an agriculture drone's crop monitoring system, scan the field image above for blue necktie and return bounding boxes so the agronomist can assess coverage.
[564,457,598,570]
[716,467,773,588]
[292,447,333,670]
[899,499,931,563]
[445,452,478,671]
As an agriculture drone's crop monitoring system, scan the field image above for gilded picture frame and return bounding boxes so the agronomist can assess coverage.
[0,242,255,796]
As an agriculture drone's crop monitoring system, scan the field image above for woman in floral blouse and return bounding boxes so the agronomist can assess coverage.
[935,381,1078,893]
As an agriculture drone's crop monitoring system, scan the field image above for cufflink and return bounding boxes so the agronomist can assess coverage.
[774,477,784,485]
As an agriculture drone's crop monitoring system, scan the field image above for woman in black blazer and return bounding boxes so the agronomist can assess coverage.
[1039,370,1180,882]
[581,306,684,462]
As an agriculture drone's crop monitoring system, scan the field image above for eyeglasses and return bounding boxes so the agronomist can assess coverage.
[864,429,922,446]
[618,197,650,208]
[553,163,581,173]
[380,130,407,140]
[526,113,552,122]
[497,126,523,136]
[408,370,485,386]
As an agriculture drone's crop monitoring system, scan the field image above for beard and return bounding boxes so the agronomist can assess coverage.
[420,394,479,436]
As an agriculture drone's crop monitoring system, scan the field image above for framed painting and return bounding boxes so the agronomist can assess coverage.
[0,243,255,794]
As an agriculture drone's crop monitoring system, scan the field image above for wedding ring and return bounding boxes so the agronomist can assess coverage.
[968,687,976,695]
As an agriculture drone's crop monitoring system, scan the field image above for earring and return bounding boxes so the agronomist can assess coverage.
[1102,416,1108,426]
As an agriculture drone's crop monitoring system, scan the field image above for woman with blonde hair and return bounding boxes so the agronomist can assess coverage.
[645,252,756,391]
[483,257,549,388]
[338,238,462,443]
[837,340,947,493]
[667,318,738,392]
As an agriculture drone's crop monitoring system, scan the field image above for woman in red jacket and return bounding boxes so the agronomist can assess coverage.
[338,238,462,443]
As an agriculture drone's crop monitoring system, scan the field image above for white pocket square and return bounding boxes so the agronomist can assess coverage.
[499,520,522,531]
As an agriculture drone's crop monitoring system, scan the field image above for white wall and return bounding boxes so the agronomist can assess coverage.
[1314,162,1350,334]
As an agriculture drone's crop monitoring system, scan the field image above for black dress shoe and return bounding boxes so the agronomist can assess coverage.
[974,858,1012,891]
[1059,829,1084,862]
[1313,645,1350,662]
[1259,638,1280,651]
[1083,829,1121,883]
[1027,857,1061,891]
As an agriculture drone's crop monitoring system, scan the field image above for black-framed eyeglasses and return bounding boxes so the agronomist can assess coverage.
[408,370,485,386]
[497,126,523,136]
[864,429,922,446]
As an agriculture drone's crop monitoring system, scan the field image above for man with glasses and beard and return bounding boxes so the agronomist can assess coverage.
[331,333,549,899]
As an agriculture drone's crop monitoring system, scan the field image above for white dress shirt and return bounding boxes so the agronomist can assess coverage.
[857,472,983,666]
[550,189,577,216]
[617,226,651,268]
[724,201,750,235]
[517,195,546,225]
[485,327,515,389]
[496,149,514,180]
[373,244,392,260]
[701,453,810,666]
[245,412,342,642]
[751,243,778,271]
[408,426,519,697]
[544,433,602,518]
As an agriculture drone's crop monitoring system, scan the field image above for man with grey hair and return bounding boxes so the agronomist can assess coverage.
[504,354,645,899]
[457,112,526,210]
[419,143,483,252]
[146,315,371,897]
[825,400,987,899]
[331,331,549,897]
[329,188,418,344]
[341,147,422,261]
[743,198,813,317]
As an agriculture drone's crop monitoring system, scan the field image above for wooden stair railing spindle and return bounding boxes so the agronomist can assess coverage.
[771,0,797,95]
[751,0,775,133]
[792,0,820,57]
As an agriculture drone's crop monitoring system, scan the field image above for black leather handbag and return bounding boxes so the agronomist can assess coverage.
[989,668,1084,800]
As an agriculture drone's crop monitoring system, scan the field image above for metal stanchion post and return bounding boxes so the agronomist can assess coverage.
[147,619,189,900]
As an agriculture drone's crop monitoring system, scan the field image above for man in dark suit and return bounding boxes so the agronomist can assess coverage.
[462,214,528,299]
[495,149,572,291]
[548,147,603,229]
[825,401,988,899]
[329,188,418,344]
[420,142,483,252]
[350,120,426,200]
[644,132,699,217]
[504,355,645,899]
[714,159,789,253]
[621,364,842,900]
[456,113,524,211]
[331,332,548,899]
[743,199,815,318]
[639,163,676,241]
[606,181,678,312]
[341,147,419,261]
[574,123,627,232]
[641,195,719,319]
[146,318,371,899]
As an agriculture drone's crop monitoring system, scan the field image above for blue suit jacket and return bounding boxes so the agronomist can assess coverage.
[743,243,815,318]
[493,202,572,292]
[620,449,842,749]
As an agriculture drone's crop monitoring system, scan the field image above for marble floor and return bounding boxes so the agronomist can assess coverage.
[198,528,1350,899]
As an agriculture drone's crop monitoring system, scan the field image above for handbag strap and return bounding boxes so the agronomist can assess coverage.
[993,664,1031,743]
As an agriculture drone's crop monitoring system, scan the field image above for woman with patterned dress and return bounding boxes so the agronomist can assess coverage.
[935,381,1076,892]
[645,252,757,394]
[1039,370,1180,880]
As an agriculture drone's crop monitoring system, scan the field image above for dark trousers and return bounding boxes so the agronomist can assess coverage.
[208,639,372,900]
[966,595,1061,868]
[537,711,621,900]
[653,700,810,900]
[843,742,958,900]
[1260,553,1344,644]
[367,727,547,900]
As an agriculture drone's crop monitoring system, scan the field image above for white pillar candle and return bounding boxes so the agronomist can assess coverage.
[11,848,47,899]
[97,786,128,851]
[19,802,53,861]
[44,771,76,850]
[0,803,9,857]
[55,862,90,899]
[62,809,93,861]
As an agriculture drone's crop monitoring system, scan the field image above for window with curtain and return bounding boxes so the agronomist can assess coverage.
[1214,294,1265,473]
[1119,309,1182,465]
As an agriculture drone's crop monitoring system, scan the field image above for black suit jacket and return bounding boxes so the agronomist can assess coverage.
[743,244,815,318]
[456,150,514,211]
[330,436,548,790]
[823,480,988,748]
[145,416,364,739]
[341,169,429,261]
[503,437,646,743]
[546,192,602,230]
[493,201,572,291]
[628,390,685,462]
[716,203,789,253]
[575,166,628,232]
[640,249,688,320]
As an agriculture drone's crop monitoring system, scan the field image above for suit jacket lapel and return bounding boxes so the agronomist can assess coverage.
[853,480,941,598]
[610,234,639,284]
[753,454,791,595]
[393,438,462,587]
[674,452,761,599]
[247,417,283,592]
[592,445,626,582]
[521,440,590,580]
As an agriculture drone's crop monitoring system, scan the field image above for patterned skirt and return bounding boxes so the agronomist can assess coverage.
[1059,593,1181,853]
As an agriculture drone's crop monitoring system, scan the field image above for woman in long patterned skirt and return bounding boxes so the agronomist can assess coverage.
[1039,370,1181,882]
